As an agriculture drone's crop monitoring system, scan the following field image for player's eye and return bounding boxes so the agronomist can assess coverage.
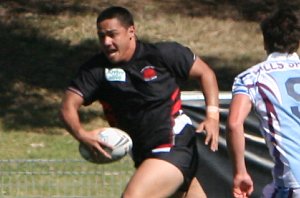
[107,31,118,38]
[97,31,118,40]
[97,32,105,39]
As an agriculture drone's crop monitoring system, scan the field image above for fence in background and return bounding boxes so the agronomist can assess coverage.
[0,91,272,198]
[181,91,273,198]
[0,158,134,198]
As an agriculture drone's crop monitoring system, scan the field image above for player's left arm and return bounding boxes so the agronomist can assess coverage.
[189,56,219,151]
[226,94,254,197]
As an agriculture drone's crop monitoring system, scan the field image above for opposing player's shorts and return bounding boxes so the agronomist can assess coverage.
[262,182,300,198]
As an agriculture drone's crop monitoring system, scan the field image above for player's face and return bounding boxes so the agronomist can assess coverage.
[97,18,135,64]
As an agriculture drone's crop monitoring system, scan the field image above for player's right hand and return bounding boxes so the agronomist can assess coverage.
[233,173,254,198]
[79,128,113,159]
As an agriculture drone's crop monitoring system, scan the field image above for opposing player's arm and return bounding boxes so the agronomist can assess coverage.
[226,94,254,197]
[189,56,219,151]
[226,94,252,173]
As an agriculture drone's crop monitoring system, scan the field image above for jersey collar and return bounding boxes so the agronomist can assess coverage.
[267,52,300,61]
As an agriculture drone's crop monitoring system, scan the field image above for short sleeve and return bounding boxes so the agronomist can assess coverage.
[232,69,256,103]
[232,75,250,96]
[68,55,104,105]
[157,42,196,80]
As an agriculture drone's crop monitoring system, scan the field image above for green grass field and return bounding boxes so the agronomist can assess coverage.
[0,157,134,197]
[0,0,298,196]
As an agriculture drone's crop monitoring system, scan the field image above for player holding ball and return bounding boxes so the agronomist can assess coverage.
[60,6,219,198]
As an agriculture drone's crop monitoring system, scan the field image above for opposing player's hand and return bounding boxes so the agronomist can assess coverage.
[196,117,219,151]
[78,128,113,159]
[232,173,254,198]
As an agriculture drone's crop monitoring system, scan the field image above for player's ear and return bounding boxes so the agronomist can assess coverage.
[263,40,270,54]
[128,25,136,39]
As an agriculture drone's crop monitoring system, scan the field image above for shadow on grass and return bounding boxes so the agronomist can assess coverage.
[1,0,102,16]
[3,0,299,22]
[0,0,269,134]
[0,20,105,133]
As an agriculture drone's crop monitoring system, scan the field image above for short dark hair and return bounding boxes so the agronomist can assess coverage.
[97,6,134,28]
[261,8,300,53]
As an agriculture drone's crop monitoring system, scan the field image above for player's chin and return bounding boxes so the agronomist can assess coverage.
[106,52,120,63]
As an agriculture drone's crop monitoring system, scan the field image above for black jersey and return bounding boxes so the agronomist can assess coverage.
[69,41,196,161]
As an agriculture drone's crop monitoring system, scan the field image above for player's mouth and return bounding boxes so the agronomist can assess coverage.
[105,49,118,58]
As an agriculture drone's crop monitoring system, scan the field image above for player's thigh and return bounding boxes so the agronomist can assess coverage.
[184,177,207,198]
[122,158,184,198]
[170,178,206,198]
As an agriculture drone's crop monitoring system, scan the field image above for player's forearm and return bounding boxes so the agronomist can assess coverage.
[60,90,87,141]
[226,125,248,174]
[226,94,252,174]
[200,70,219,120]
[60,104,85,141]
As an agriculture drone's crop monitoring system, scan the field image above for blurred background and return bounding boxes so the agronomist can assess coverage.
[0,0,299,197]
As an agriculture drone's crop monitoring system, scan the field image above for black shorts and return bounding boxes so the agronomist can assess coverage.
[134,124,198,191]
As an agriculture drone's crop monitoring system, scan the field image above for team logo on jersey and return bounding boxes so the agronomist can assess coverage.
[105,68,126,82]
[141,66,157,81]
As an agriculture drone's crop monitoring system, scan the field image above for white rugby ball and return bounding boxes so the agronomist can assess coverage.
[79,127,132,164]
